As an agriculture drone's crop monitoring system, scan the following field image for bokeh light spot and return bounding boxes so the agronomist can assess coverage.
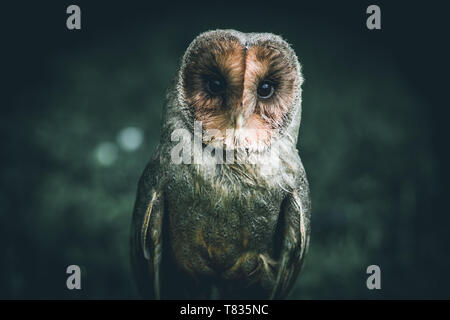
[95,142,119,166]
[117,126,144,152]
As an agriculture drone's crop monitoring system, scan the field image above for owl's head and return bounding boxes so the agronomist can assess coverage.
[176,29,303,151]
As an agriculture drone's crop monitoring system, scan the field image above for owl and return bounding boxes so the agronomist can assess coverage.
[131,29,311,299]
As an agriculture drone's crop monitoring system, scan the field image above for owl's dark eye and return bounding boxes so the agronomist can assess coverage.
[257,80,275,99]
[206,76,226,95]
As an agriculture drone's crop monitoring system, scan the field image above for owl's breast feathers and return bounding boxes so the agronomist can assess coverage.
[161,139,305,283]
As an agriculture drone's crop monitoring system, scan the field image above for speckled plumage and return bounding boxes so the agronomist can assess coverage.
[131,29,311,299]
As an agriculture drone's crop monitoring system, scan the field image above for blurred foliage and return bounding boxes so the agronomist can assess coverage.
[1,2,447,299]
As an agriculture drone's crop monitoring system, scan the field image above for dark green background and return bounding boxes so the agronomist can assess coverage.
[1,1,449,299]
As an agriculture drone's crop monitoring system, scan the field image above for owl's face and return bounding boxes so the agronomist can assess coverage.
[178,30,302,151]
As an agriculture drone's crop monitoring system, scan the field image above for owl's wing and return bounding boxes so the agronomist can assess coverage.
[270,170,311,299]
[131,154,165,299]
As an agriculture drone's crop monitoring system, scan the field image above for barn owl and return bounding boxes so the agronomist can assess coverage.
[131,29,311,299]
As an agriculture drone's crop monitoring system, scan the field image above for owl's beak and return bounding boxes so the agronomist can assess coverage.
[234,113,245,130]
